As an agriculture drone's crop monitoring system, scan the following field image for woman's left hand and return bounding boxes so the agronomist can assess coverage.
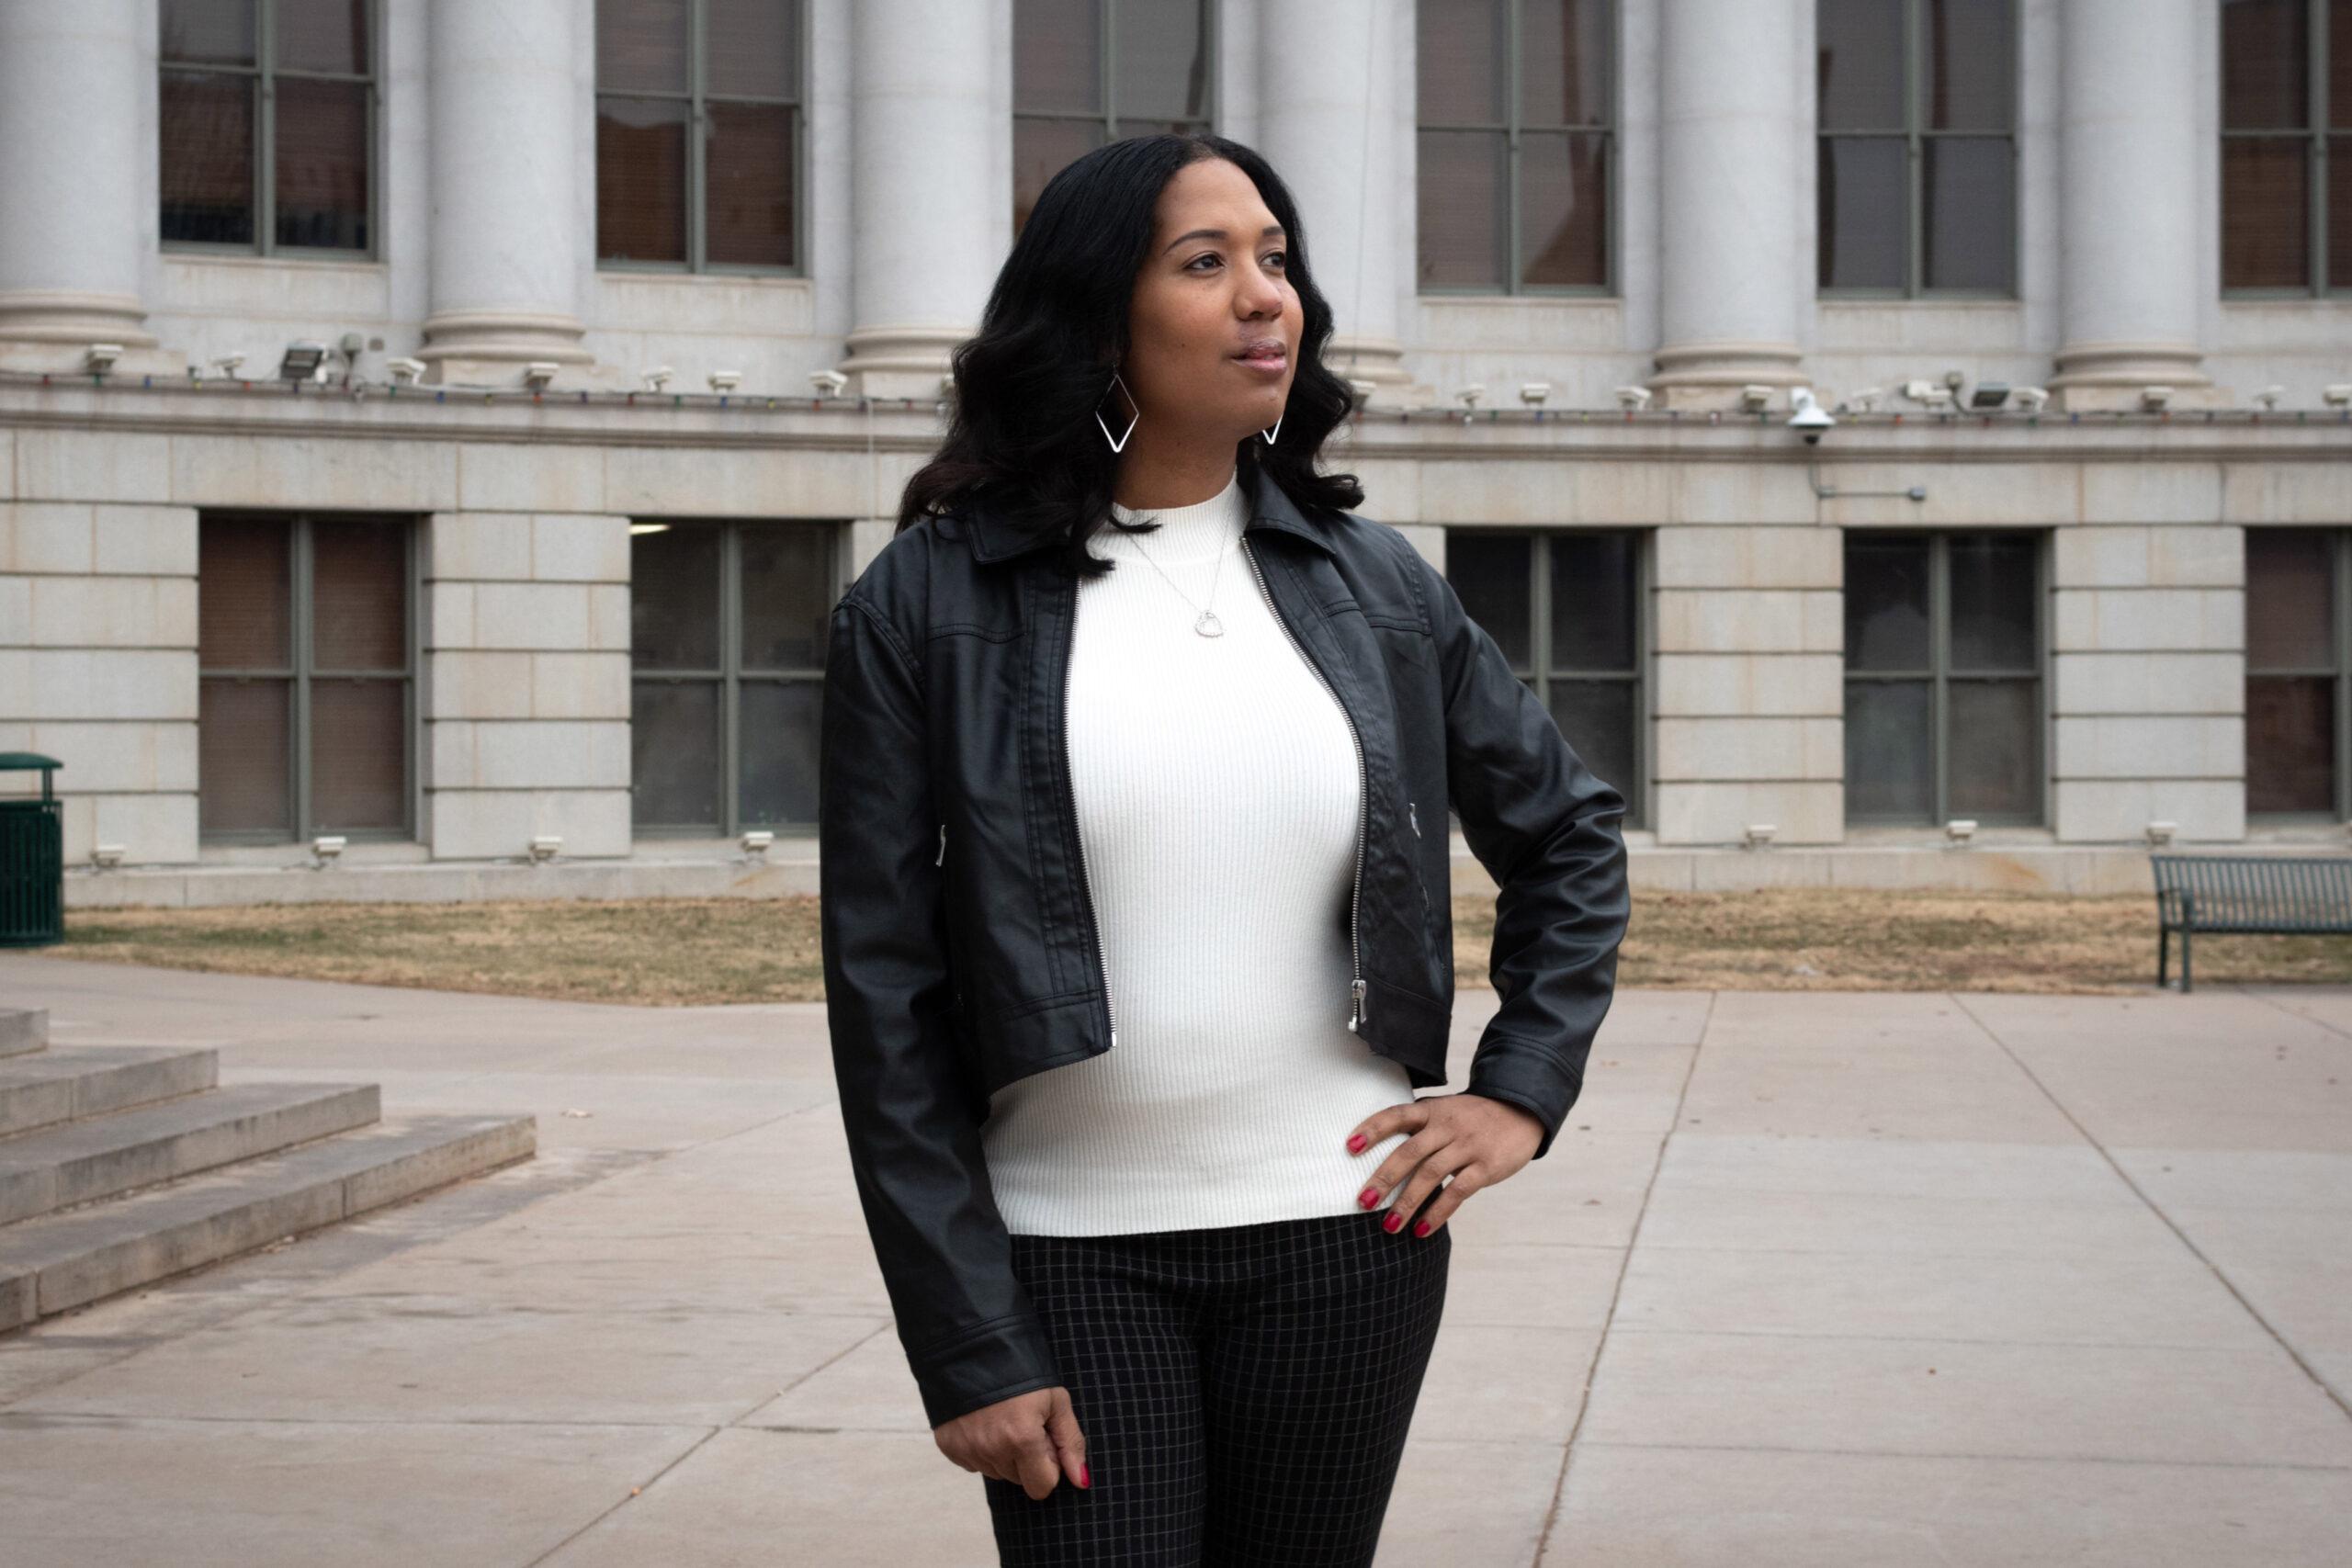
[1341,1092,1545,1237]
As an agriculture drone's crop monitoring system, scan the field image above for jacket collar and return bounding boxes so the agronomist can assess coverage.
[959,461,1339,564]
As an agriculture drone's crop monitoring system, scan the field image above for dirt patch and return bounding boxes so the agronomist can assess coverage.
[39,886,2351,1004]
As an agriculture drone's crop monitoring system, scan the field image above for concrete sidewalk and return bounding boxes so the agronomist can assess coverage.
[0,952,2346,1566]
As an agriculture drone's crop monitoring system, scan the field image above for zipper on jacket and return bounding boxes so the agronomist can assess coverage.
[936,822,947,865]
[1061,585,1118,1050]
[1240,534,1369,1034]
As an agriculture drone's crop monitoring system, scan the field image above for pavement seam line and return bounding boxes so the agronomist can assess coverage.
[1535,988,1717,1568]
[1947,991,2352,1431]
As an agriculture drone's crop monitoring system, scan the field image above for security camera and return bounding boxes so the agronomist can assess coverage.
[83,343,123,374]
[642,366,674,391]
[1453,384,1485,411]
[1788,387,1836,446]
[1613,385,1652,411]
[522,361,559,389]
[1737,384,1774,412]
[1518,381,1552,407]
[707,369,742,393]
[808,368,848,397]
[2324,384,2351,408]
[209,352,246,379]
[2139,385,2174,412]
[2013,386,2049,412]
[1837,387,1885,413]
[2254,385,2284,411]
[386,356,425,384]
[1901,379,1954,409]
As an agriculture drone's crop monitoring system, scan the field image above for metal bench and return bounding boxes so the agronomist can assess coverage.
[2150,852,2352,993]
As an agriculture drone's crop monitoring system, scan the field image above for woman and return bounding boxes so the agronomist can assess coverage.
[818,132,1631,1566]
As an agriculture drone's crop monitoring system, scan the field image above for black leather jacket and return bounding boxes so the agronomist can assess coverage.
[818,463,1631,1427]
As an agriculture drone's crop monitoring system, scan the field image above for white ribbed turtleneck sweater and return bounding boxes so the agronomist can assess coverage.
[979,466,1419,1236]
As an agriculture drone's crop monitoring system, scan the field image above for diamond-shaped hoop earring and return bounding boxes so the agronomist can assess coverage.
[1095,369,1139,453]
[1261,411,1283,445]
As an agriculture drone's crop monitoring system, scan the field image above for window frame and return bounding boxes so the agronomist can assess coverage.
[2219,0,2345,299]
[197,511,421,845]
[1012,0,1219,236]
[159,0,384,261]
[1842,527,2048,828]
[1442,525,1649,831]
[1415,0,1622,298]
[628,518,836,839]
[594,0,810,277]
[1815,0,2019,300]
[2245,526,2352,821]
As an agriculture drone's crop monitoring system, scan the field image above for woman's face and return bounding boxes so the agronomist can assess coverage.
[1121,157,1300,448]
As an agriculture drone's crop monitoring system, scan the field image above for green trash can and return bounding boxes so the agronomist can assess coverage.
[0,752,65,948]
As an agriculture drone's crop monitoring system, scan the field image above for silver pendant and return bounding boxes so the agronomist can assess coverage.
[1193,608,1225,637]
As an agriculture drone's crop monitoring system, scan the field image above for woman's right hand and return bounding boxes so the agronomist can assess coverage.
[933,1384,1091,1500]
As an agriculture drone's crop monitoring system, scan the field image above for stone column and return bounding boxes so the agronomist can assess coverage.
[1256,0,1418,407]
[419,0,600,387]
[1647,0,1807,410]
[838,0,1004,398]
[2048,0,2222,411]
[0,0,179,376]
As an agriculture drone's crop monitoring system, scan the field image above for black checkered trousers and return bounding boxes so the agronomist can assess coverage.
[981,1206,1453,1566]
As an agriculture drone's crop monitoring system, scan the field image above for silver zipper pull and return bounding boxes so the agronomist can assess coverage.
[935,822,946,866]
[1408,801,1419,838]
[1348,976,1367,1032]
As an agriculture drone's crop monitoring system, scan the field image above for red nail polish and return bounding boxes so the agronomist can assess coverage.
[1358,1186,1380,1209]
[1080,1462,1091,1488]
[1384,1212,1403,1232]
[1347,1133,1366,1153]
[1413,1220,1431,1237]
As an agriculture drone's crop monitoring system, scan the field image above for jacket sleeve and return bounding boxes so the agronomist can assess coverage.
[1400,536,1633,1160]
[819,589,1064,1427]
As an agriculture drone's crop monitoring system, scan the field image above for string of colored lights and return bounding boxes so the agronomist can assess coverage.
[0,365,2347,428]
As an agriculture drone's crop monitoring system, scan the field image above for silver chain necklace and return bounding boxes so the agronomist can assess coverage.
[1121,512,1237,637]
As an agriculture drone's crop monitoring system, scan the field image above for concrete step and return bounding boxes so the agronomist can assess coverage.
[0,1008,44,1059]
[0,1046,220,1138]
[0,1081,380,1226]
[0,1112,537,1329]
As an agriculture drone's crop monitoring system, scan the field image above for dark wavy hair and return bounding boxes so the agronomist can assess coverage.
[897,132,1364,580]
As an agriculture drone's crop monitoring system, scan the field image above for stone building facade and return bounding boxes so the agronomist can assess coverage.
[0,0,2346,909]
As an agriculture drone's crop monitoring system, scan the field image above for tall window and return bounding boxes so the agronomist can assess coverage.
[630,522,832,833]
[1844,531,2042,825]
[1014,0,1215,236]
[1416,0,1616,292]
[1816,0,2016,295]
[595,0,804,271]
[160,0,376,254]
[198,514,414,841]
[2221,0,2352,293]
[1445,529,1645,828]
[2246,528,2346,816]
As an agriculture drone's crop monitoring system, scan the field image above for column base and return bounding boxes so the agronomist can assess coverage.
[419,309,624,389]
[0,289,183,377]
[1324,333,1430,410]
[2048,342,2231,412]
[838,322,965,400]
[1647,341,1811,410]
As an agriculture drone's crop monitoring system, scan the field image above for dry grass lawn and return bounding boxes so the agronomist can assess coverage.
[36,886,2352,1005]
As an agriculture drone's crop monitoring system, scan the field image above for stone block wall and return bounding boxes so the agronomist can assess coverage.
[422,512,634,859]
[1650,524,1845,845]
[2050,523,2245,842]
[0,502,200,864]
